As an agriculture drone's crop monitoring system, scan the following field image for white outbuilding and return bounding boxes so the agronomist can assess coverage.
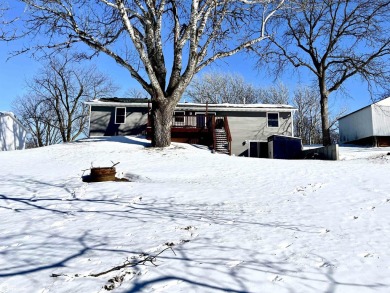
[0,111,28,151]
[338,97,390,147]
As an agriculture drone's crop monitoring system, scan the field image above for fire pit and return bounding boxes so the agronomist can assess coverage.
[82,162,130,182]
[90,167,116,182]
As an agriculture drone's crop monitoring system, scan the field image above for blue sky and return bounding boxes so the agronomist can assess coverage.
[0,2,377,116]
[0,45,374,115]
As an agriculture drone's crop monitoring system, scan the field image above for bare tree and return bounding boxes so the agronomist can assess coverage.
[185,72,260,104]
[124,88,149,100]
[12,95,62,147]
[0,2,17,41]
[292,86,322,144]
[12,54,117,146]
[260,0,390,145]
[257,81,289,104]
[11,0,285,147]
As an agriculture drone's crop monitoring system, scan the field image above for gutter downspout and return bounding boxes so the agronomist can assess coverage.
[291,109,295,137]
[88,105,92,137]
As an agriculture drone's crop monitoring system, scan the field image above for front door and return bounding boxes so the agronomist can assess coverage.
[196,114,206,128]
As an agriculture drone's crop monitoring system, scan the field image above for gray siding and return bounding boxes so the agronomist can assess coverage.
[339,107,373,143]
[228,112,293,156]
[89,105,294,155]
[89,106,148,136]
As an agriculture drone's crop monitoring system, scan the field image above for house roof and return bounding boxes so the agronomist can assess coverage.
[0,111,30,133]
[338,96,390,120]
[98,97,150,103]
[0,111,15,117]
[85,98,296,112]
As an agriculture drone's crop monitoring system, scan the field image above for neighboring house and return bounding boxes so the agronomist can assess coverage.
[0,111,28,151]
[85,98,296,156]
[339,97,390,147]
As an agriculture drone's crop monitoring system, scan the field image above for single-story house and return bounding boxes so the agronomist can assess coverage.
[85,98,296,156]
[0,111,28,151]
[338,96,390,147]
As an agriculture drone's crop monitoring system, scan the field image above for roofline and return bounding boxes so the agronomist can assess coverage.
[84,101,148,107]
[338,104,371,120]
[338,96,390,120]
[175,104,296,112]
[84,101,296,112]
[0,112,30,133]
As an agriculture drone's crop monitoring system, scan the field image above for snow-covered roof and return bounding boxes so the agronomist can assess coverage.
[84,98,148,107]
[85,98,296,112]
[0,111,15,117]
[0,111,29,133]
[338,96,390,120]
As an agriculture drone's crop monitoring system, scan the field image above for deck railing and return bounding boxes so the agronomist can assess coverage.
[172,115,198,127]
[172,114,214,128]
[212,116,216,151]
[223,116,232,155]
[147,114,231,155]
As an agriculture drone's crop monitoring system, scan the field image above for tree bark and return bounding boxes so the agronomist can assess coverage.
[320,92,331,146]
[151,99,175,147]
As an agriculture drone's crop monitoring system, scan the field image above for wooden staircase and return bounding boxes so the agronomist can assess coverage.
[211,116,232,155]
[214,128,230,155]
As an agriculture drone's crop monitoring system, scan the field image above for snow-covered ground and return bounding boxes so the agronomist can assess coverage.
[0,137,389,293]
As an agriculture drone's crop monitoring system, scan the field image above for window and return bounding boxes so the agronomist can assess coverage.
[173,111,185,125]
[267,112,279,127]
[115,107,126,124]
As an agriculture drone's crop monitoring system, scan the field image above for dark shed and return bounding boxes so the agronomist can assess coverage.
[268,135,302,159]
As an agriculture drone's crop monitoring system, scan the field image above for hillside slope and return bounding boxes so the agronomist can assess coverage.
[0,137,389,293]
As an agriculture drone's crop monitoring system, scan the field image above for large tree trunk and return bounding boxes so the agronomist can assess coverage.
[151,100,175,147]
[320,92,331,146]
[318,73,331,146]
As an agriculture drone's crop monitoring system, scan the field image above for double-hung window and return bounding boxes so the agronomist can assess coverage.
[267,112,279,127]
[115,107,126,124]
[173,111,185,125]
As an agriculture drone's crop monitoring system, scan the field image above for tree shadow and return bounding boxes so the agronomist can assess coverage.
[123,238,388,293]
[0,175,388,292]
[76,135,151,147]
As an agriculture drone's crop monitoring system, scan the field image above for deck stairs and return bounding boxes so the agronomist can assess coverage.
[215,128,229,155]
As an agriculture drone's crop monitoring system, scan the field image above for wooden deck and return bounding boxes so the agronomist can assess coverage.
[146,114,231,154]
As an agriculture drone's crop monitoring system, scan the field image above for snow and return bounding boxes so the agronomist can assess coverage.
[85,99,294,111]
[0,136,389,293]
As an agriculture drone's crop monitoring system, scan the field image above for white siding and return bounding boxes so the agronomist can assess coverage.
[0,114,27,151]
[372,105,390,136]
[339,106,373,143]
[376,97,390,106]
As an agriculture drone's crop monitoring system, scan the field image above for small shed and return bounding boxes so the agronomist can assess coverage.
[268,135,302,159]
[338,97,390,146]
[0,112,28,151]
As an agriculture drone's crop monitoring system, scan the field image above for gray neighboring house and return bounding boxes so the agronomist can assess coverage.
[86,98,296,156]
[0,111,28,151]
[339,97,390,147]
